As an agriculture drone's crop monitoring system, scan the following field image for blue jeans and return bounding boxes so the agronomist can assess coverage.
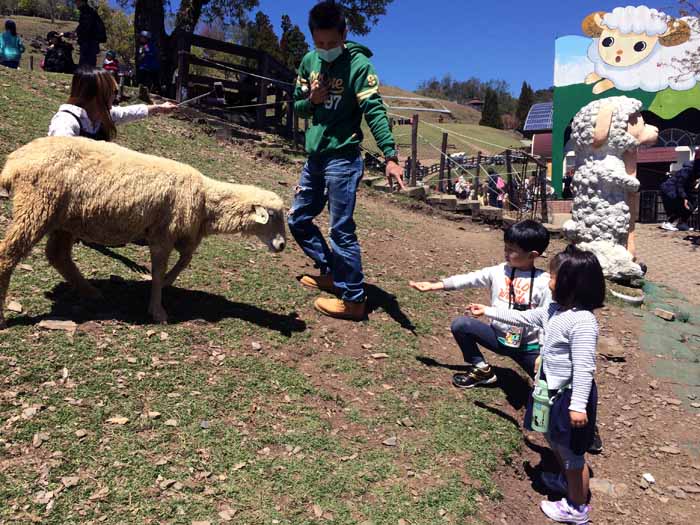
[451,316,539,378]
[288,154,365,302]
[1,60,19,69]
[79,41,99,67]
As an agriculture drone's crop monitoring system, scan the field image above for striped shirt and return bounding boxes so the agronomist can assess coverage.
[484,303,598,413]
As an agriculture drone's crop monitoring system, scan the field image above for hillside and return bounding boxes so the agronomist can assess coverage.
[363,85,523,162]
[8,15,78,70]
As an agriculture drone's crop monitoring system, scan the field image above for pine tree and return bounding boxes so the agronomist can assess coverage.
[280,14,309,70]
[248,11,282,62]
[480,88,503,129]
[515,81,535,129]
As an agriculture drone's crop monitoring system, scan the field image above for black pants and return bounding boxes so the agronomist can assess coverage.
[137,69,160,93]
[661,193,691,224]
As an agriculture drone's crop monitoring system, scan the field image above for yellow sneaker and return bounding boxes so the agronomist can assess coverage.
[299,274,337,293]
[314,297,367,321]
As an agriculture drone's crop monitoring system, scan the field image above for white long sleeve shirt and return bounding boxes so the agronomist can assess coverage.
[48,103,149,137]
[442,263,551,350]
[484,303,598,413]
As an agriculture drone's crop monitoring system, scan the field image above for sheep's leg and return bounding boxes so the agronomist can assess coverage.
[0,210,52,329]
[584,72,602,85]
[592,79,615,95]
[147,243,172,324]
[46,231,103,300]
[163,248,195,288]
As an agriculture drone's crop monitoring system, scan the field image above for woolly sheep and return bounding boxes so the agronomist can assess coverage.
[563,96,658,279]
[0,137,286,327]
[583,6,697,94]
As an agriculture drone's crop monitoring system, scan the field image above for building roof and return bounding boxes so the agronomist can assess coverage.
[637,147,679,163]
[523,102,553,132]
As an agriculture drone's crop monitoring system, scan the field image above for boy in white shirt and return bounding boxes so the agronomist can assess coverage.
[410,220,551,387]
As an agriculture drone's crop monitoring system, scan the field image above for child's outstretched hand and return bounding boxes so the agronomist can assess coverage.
[409,281,444,292]
[468,304,487,317]
[570,411,588,428]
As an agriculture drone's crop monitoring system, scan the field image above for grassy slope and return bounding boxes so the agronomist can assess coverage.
[363,85,523,161]
[0,66,521,524]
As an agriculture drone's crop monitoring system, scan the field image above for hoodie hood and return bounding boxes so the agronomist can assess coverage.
[345,41,372,59]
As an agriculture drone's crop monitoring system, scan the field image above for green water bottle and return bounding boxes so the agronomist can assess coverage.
[531,378,551,433]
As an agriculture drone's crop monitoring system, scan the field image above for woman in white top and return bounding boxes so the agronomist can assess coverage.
[48,65,175,140]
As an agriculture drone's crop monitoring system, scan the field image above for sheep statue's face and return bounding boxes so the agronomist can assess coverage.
[626,112,658,147]
[249,205,287,253]
[597,28,657,67]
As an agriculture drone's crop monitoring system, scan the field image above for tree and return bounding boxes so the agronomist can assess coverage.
[479,88,503,129]
[336,0,395,35]
[279,14,308,70]
[247,10,281,61]
[515,81,535,128]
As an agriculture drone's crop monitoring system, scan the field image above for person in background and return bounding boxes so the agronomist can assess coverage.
[1,20,25,69]
[48,66,175,140]
[102,50,120,80]
[43,31,75,74]
[455,175,468,199]
[660,158,700,232]
[75,0,105,67]
[136,30,161,94]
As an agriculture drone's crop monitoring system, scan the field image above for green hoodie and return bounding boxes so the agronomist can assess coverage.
[294,42,396,159]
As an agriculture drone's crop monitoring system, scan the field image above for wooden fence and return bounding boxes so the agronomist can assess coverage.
[174,31,296,137]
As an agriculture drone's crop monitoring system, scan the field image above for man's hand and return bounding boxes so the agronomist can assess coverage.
[468,304,487,317]
[409,281,444,292]
[570,410,588,428]
[310,79,329,105]
[386,160,405,190]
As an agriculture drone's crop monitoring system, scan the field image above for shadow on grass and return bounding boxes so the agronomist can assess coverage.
[7,279,306,336]
[365,283,416,333]
[415,357,532,411]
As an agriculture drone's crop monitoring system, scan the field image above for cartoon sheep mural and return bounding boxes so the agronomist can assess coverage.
[583,5,698,94]
[0,137,287,327]
[563,96,658,280]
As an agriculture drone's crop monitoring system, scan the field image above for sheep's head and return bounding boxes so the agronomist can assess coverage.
[583,7,691,68]
[205,181,287,253]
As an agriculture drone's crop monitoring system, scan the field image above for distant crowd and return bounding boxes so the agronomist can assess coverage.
[2,0,162,95]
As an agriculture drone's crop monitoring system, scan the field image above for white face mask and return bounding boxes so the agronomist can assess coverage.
[317,45,343,63]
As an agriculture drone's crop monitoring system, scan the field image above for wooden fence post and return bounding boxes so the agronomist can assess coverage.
[438,132,448,192]
[475,152,482,199]
[256,53,270,129]
[410,114,419,187]
[175,32,191,104]
[505,149,513,210]
[539,165,549,223]
[29,55,34,71]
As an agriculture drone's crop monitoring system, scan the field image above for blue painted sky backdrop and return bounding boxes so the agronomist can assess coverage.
[169,1,682,94]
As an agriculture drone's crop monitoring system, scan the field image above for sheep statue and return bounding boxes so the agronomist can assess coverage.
[583,6,698,94]
[0,137,287,327]
[562,96,658,280]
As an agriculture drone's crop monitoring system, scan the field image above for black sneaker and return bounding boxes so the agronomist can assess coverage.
[588,426,603,454]
[452,365,497,389]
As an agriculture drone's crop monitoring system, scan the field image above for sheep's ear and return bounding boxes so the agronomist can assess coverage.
[660,19,691,47]
[254,205,269,225]
[593,104,614,149]
[582,11,605,37]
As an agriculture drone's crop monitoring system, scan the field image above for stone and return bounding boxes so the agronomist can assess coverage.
[642,473,656,485]
[400,185,427,200]
[654,308,676,322]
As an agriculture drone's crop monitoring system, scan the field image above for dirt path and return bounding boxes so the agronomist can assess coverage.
[346,190,700,524]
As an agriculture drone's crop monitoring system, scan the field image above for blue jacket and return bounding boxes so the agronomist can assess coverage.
[661,161,700,200]
[137,41,159,71]
[0,31,25,62]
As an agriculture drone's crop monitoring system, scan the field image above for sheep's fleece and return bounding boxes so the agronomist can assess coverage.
[0,136,286,325]
[562,96,643,280]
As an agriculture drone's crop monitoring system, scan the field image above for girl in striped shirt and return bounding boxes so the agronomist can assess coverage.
[470,245,605,525]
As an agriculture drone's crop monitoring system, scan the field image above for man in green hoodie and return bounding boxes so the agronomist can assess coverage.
[289,0,404,321]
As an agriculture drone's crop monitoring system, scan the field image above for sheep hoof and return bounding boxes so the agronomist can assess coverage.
[149,306,168,324]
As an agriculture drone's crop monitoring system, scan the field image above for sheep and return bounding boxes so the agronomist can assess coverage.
[562,96,658,280]
[583,6,697,94]
[0,136,286,327]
